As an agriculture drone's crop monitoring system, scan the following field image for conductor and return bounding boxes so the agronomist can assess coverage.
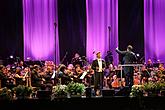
[116,45,137,88]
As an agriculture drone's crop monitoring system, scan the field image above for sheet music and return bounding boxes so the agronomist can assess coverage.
[80,71,87,79]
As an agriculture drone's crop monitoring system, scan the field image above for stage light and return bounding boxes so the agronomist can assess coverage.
[27,57,31,60]
[136,54,140,57]
[10,55,13,59]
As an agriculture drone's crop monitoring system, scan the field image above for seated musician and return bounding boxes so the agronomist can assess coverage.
[133,73,140,85]
[23,67,31,87]
[18,60,26,70]
[158,63,165,73]
[71,53,83,67]
[31,65,43,87]
[58,65,72,85]
[141,65,150,84]
[14,67,25,86]
[146,59,153,72]
[0,65,15,88]
[104,50,114,68]
[73,64,84,83]
[83,64,94,87]
[42,66,54,90]
[158,63,165,79]
[44,66,53,84]
[66,64,75,77]
[111,75,119,88]
[104,64,115,88]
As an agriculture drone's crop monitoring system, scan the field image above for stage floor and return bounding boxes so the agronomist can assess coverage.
[1,96,165,110]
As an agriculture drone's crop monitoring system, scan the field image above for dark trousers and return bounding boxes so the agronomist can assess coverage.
[94,72,103,91]
[124,66,134,88]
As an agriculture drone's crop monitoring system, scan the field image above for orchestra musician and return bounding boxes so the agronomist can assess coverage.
[158,63,165,80]
[72,64,84,83]
[22,67,31,87]
[146,59,153,73]
[141,65,150,84]
[111,75,119,88]
[57,64,72,85]
[84,65,94,87]
[31,65,44,87]
[104,50,114,68]
[104,64,116,88]
[0,65,15,89]
[71,53,83,67]
[14,67,25,86]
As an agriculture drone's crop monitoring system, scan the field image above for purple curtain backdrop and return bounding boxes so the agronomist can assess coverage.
[23,0,59,64]
[144,0,165,63]
[86,0,118,65]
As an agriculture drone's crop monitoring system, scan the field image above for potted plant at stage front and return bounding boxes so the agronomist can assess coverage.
[51,84,68,100]
[13,85,33,99]
[143,81,162,96]
[130,85,144,97]
[66,82,85,98]
[0,87,12,100]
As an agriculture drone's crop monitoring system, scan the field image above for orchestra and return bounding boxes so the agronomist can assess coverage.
[0,52,165,97]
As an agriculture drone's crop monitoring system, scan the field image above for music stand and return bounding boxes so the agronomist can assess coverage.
[115,69,124,78]
[118,64,143,86]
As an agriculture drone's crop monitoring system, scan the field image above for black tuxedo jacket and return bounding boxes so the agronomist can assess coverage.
[91,59,106,72]
[116,49,137,64]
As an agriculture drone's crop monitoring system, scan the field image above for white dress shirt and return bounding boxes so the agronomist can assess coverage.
[97,58,103,72]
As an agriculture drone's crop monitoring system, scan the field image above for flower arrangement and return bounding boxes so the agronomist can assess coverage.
[66,82,85,96]
[51,84,67,99]
[143,81,162,92]
[143,81,165,96]
[130,85,144,97]
[13,85,33,98]
[0,87,12,100]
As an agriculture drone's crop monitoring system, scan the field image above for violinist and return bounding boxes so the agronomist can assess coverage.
[14,67,25,86]
[58,64,72,85]
[0,65,15,88]
[73,64,84,83]
[85,65,94,86]
[31,65,43,87]
[22,67,31,87]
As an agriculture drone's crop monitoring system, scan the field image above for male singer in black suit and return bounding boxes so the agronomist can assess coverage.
[91,51,106,96]
[116,45,137,88]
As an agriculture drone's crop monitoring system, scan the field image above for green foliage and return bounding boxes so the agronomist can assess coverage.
[66,82,85,95]
[52,84,67,97]
[0,87,12,100]
[13,85,32,97]
[130,85,144,97]
[144,81,162,92]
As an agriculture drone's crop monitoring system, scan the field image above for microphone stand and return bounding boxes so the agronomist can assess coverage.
[108,26,111,50]
[54,22,57,64]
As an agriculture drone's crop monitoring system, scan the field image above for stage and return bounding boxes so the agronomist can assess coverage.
[1,96,165,110]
